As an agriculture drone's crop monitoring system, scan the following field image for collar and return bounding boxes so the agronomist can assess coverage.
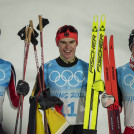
[130,54,134,71]
[56,56,78,67]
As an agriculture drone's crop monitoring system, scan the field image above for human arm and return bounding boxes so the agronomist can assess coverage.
[8,65,29,108]
[8,65,19,108]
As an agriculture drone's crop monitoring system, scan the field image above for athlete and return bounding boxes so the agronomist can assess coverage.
[0,31,29,134]
[101,29,134,134]
[30,25,103,134]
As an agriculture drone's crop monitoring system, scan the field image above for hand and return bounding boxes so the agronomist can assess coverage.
[38,91,63,110]
[101,93,115,108]
[92,80,105,94]
[29,95,36,104]
[16,80,30,96]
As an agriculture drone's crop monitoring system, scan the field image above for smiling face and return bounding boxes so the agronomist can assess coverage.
[58,38,77,63]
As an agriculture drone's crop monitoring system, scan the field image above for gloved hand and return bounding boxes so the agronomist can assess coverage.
[29,95,36,104]
[38,91,63,110]
[16,80,30,96]
[101,93,115,108]
[92,80,105,94]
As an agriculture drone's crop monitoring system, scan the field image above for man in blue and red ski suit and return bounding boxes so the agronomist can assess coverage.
[102,29,134,134]
[0,58,29,134]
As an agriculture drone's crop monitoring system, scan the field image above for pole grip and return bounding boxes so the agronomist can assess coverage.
[24,26,28,42]
[39,15,43,32]
[29,20,34,33]
[30,20,33,29]
[28,27,32,44]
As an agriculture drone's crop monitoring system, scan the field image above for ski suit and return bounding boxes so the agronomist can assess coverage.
[32,57,89,134]
[117,62,134,134]
[0,58,19,133]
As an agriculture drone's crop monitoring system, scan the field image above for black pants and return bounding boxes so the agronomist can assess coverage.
[62,125,83,134]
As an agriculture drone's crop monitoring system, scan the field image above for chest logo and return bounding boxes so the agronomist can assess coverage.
[0,69,5,81]
[124,74,134,90]
[49,70,85,87]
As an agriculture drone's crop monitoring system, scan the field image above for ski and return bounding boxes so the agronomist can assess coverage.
[83,15,98,132]
[103,35,121,134]
[109,35,121,134]
[103,36,115,134]
[83,15,106,134]
[91,15,106,130]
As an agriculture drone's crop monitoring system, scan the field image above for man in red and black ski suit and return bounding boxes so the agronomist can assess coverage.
[0,58,29,134]
[101,29,134,134]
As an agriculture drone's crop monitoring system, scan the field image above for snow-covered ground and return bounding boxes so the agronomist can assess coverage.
[0,0,133,133]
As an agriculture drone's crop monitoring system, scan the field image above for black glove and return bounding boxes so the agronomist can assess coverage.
[29,88,50,104]
[38,91,63,110]
[29,95,36,104]
[16,80,30,96]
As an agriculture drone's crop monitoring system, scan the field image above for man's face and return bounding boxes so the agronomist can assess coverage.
[58,38,77,62]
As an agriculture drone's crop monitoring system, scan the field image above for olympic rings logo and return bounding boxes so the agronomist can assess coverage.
[49,70,85,87]
[0,69,5,81]
[124,74,134,90]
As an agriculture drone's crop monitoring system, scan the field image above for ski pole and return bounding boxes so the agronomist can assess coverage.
[26,21,39,134]
[29,20,42,95]
[38,15,45,92]
[19,27,32,134]
[30,19,49,134]
[14,26,28,134]
[37,15,49,134]
[14,26,32,134]
[23,26,29,80]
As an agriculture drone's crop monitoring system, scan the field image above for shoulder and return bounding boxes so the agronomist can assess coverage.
[0,58,13,71]
[117,62,129,72]
[0,58,16,72]
[44,59,57,68]
[0,58,12,66]
[78,59,88,65]
[78,59,89,67]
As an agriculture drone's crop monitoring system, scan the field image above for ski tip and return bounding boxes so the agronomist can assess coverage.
[103,36,107,50]
[93,15,98,20]
[104,35,107,41]
[100,14,106,31]
[110,35,113,39]
[101,14,106,17]
[92,19,98,32]
[101,14,106,22]
[93,15,98,26]
[109,35,114,49]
